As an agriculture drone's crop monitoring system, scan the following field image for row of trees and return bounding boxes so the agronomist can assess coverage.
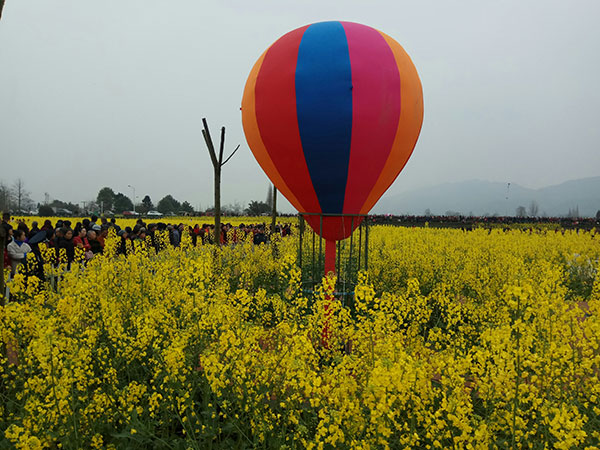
[513,201,594,218]
[1,179,91,216]
[515,201,540,218]
[96,187,195,215]
[96,187,274,216]
[0,178,274,217]
[422,201,599,219]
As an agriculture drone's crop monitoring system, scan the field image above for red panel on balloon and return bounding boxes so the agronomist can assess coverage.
[254,25,321,215]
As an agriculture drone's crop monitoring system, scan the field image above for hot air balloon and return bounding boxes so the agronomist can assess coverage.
[242,21,423,275]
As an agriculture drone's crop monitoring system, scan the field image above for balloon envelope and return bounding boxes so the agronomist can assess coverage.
[242,21,423,241]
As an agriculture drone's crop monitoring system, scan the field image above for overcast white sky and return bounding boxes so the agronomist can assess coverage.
[1,0,599,213]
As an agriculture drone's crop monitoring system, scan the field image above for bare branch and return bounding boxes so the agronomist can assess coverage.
[202,127,218,168]
[218,127,225,165]
[202,118,215,148]
[0,0,5,21]
[221,144,240,166]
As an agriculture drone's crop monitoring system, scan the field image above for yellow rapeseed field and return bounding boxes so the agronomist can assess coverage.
[1,218,599,449]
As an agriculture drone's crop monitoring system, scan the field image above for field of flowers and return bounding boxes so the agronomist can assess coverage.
[1,218,599,449]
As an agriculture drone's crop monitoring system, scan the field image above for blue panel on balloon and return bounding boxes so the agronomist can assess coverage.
[295,21,353,214]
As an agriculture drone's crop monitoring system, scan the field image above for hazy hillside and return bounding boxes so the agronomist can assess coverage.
[373,177,600,217]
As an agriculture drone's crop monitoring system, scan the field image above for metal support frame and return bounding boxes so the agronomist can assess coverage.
[297,213,370,305]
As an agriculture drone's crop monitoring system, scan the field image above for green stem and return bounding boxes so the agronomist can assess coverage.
[512,294,521,450]
[48,335,62,418]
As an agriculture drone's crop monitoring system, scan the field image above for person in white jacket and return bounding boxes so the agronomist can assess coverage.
[7,229,32,277]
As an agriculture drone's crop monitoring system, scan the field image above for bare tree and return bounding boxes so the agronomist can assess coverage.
[567,206,580,218]
[201,118,239,245]
[11,178,32,213]
[222,202,244,216]
[0,182,10,212]
[528,200,539,217]
[515,206,527,217]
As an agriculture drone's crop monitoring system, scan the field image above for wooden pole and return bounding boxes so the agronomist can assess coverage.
[214,165,221,244]
[270,186,277,233]
[214,127,224,245]
[201,119,240,246]
[202,119,219,245]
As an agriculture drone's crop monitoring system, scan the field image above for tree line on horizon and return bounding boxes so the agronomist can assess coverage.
[94,187,274,217]
[0,178,275,217]
[3,179,598,219]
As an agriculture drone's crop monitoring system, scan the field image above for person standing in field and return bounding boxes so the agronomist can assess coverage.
[53,227,64,261]
[168,225,180,247]
[117,229,129,256]
[57,227,75,268]
[87,230,103,255]
[7,229,32,277]
[110,217,121,232]
[147,223,158,251]
[45,229,56,248]
[1,212,12,245]
[90,224,103,247]
[98,225,109,248]
[73,227,91,253]
[17,222,30,240]
[28,221,40,240]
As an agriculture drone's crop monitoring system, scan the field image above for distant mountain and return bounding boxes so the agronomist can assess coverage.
[373,177,600,217]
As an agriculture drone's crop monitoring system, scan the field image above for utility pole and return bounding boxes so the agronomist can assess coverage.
[201,118,239,245]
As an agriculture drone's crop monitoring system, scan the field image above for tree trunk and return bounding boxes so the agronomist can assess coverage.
[214,167,221,245]
[0,0,6,21]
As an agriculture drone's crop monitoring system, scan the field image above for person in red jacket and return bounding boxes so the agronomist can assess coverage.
[73,227,91,252]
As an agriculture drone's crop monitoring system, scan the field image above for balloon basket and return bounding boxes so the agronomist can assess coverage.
[296,214,370,311]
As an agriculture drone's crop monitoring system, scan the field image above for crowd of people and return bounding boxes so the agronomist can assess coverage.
[369,214,600,231]
[3,211,597,281]
[1,212,293,278]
